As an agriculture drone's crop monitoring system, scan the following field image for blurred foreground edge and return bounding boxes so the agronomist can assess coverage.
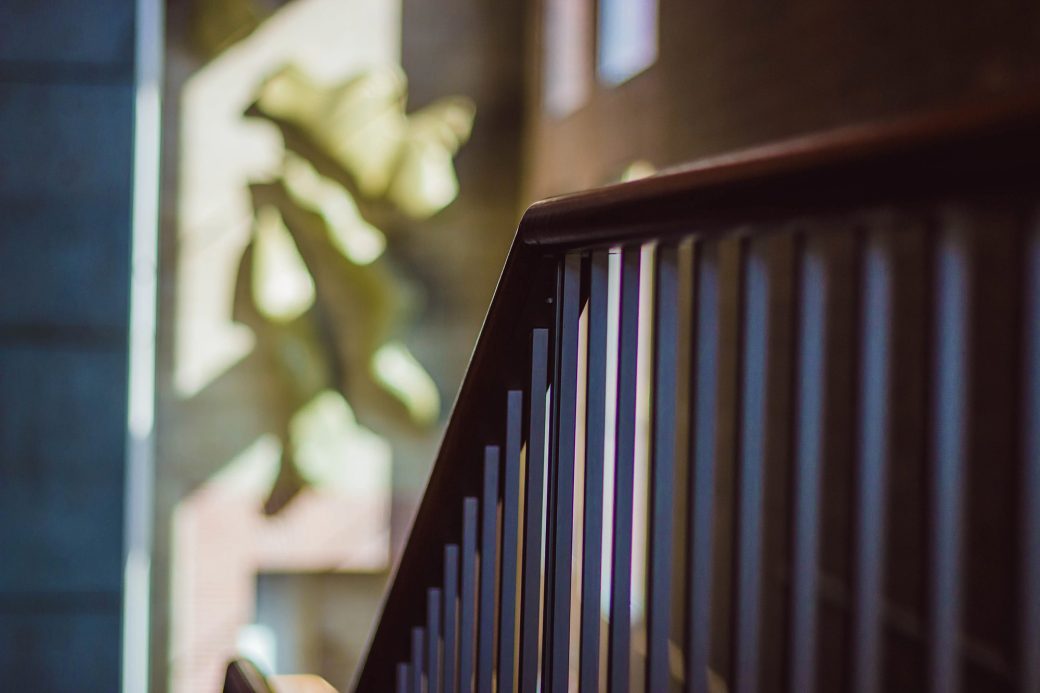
[224,659,339,693]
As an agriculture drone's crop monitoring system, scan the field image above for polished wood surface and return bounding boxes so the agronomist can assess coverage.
[352,94,1040,692]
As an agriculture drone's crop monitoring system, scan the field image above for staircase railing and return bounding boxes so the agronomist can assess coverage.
[352,94,1040,693]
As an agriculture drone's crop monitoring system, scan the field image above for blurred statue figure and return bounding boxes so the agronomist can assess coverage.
[233,65,475,512]
[257,65,475,217]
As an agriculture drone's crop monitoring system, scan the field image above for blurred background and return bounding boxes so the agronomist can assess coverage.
[157,0,522,690]
[2,0,1038,690]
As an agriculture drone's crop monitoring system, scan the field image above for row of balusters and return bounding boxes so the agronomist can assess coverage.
[389,203,1040,693]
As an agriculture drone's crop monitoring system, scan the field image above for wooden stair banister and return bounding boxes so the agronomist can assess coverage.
[336,93,1040,691]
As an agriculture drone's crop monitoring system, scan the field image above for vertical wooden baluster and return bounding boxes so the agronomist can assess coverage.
[823,235,861,693]
[851,231,892,693]
[444,544,460,693]
[789,239,826,693]
[413,628,425,693]
[542,263,565,693]
[580,250,609,691]
[957,208,1019,692]
[499,391,523,693]
[478,447,501,693]
[646,244,680,692]
[399,662,411,693]
[520,329,549,693]
[429,588,442,693]
[608,245,641,693]
[762,237,797,693]
[703,238,745,687]
[879,223,929,692]
[733,241,769,693]
[686,242,720,693]
[548,253,581,693]
[669,240,694,693]
[1024,213,1040,693]
[461,498,480,693]
[928,220,970,693]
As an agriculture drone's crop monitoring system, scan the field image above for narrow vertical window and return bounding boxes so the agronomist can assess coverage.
[543,0,592,116]
[597,0,658,85]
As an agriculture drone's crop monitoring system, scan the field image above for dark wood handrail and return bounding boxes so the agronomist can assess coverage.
[351,92,1040,693]
[224,659,274,693]
[522,91,1040,249]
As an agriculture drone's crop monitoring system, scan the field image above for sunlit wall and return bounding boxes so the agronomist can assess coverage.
[157,1,403,690]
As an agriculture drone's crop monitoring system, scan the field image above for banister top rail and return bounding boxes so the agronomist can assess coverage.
[351,91,1040,693]
[522,92,1040,249]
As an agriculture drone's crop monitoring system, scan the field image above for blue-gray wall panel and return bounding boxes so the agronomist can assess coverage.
[0,1,134,72]
[0,6,136,690]
[0,606,122,690]
[0,199,132,333]
[0,346,127,594]
[0,83,133,330]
